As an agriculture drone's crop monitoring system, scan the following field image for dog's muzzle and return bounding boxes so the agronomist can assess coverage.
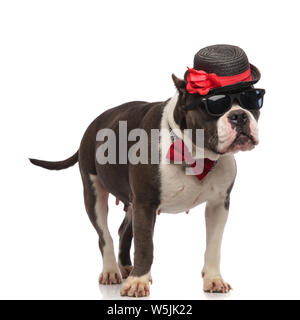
[217,107,259,154]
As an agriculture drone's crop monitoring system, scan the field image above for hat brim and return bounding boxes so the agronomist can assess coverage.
[184,64,261,95]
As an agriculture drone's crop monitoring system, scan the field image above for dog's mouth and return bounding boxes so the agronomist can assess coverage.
[226,132,258,152]
[235,132,255,144]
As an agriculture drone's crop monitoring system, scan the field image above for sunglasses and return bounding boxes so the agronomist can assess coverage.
[185,88,265,116]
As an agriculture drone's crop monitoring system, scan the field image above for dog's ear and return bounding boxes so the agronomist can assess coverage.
[172,74,187,130]
[172,74,186,94]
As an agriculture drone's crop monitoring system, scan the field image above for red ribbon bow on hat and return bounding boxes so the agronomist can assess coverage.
[186,66,252,96]
[166,138,216,181]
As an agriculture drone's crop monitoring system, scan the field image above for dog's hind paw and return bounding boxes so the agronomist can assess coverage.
[118,264,133,279]
[203,275,232,293]
[99,270,122,285]
[120,273,152,297]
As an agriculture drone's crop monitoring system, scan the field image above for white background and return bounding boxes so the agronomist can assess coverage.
[0,0,299,300]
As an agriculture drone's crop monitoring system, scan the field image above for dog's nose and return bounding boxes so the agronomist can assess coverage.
[228,110,249,127]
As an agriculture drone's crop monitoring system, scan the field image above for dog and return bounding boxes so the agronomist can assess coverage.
[30,44,264,297]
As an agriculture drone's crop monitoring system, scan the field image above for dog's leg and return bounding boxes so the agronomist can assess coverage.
[120,202,156,297]
[202,199,232,293]
[118,206,133,279]
[83,174,121,285]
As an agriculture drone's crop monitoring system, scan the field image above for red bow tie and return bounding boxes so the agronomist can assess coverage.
[166,138,216,181]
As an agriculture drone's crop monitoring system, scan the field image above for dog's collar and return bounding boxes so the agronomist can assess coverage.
[167,129,217,181]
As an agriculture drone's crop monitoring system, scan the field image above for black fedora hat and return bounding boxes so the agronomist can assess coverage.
[184,44,260,95]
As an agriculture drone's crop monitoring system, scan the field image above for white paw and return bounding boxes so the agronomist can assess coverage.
[203,274,232,293]
[120,273,152,297]
[99,270,122,285]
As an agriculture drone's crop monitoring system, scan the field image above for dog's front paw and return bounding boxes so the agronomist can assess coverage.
[203,274,232,293]
[120,273,152,297]
[99,270,122,285]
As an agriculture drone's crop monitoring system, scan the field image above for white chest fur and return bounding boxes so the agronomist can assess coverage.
[159,94,236,214]
[159,155,236,213]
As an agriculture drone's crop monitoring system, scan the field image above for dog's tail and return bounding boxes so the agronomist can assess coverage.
[29,151,78,170]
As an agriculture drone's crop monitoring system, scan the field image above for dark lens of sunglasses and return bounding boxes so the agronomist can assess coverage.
[206,95,231,115]
[240,90,264,110]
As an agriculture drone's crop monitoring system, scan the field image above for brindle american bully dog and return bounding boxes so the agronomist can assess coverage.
[30,44,264,297]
